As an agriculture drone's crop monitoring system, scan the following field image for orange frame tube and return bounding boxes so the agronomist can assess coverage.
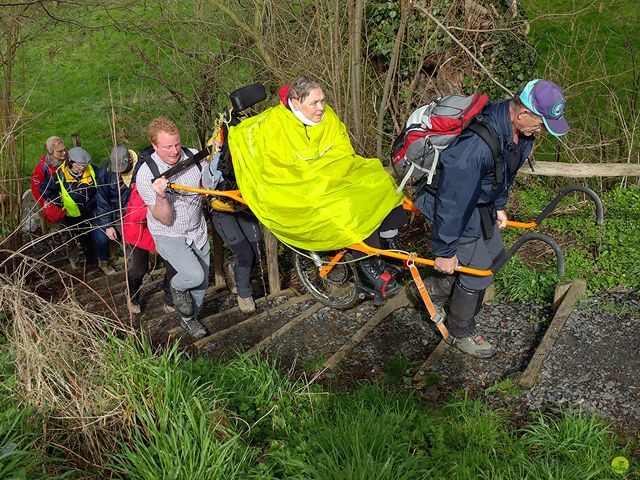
[168,185,511,277]
[167,183,246,204]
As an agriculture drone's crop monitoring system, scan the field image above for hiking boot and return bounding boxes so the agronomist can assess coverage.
[380,236,406,275]
[237,295,256,313]
[180,317,207,339]
[98,260,116,275]
[445,335,496,359]
[171,287,193,318]
[408,273,455,310]
[163,303,176,314]
[129,302,141,315]
[225,261,238,294]
[357,257,401,305]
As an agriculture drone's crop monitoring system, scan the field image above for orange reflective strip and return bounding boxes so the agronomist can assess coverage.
[407,261,449,340]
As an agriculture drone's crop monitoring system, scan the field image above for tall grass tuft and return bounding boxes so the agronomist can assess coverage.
[516,411,627,480]
[106,342,255,479]
[0,273,132,467]
[0,397,44,478]
[300,385,440,479]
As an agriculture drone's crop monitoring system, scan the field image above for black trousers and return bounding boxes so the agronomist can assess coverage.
[210,210,262,298]
[125,244,177,306]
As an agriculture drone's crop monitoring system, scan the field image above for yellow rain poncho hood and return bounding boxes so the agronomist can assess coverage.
[228,99,403,250]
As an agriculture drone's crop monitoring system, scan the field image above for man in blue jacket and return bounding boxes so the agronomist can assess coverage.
[94,146,135,275]
[414,79,569,358]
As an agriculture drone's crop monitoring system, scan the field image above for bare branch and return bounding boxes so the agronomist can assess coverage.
[412,0,513,96]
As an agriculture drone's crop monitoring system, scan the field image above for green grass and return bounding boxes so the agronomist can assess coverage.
[2,333,637,479]
[519,0,640,163]
[496,180,640,303]
[14,5,207,176]
[484,378,523,399]
[0,343,53,479]
[17,27,181,173]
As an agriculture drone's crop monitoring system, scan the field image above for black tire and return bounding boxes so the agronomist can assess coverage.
[294,251,360,309]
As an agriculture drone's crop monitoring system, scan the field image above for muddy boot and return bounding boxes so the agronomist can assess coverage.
[237,295,256,313]
[180,317,207,339]
[98,260,116,275]
[68,244,81,270]
[357,257,400,306]
[426,273,456,307]
[444,281,495,358]
[407,272,455,310]
[171,287,194,318]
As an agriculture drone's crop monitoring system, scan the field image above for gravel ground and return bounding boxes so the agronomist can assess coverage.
[264,286,640,437]
[524,292,640,435]
[21,231,640,438]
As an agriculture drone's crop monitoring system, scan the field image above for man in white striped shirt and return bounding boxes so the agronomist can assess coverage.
[136,117,209,339]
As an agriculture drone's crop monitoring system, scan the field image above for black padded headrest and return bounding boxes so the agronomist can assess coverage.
[230,84,266,113]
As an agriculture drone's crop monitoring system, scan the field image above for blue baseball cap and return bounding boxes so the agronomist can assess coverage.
[519,79,569,137]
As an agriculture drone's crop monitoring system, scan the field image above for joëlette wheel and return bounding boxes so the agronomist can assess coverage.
[294,251,359,309]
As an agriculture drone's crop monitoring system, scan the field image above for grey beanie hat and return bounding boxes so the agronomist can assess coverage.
[110,146,131,173]
[68,147,92,166]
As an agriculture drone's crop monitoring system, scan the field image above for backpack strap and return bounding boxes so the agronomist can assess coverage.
[144,154,161,179]
[466,119,502,190]
[133,146,206,183]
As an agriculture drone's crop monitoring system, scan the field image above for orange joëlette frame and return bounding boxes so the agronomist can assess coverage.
[167,184,533,278]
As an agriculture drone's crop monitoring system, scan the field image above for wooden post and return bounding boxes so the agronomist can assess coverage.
[211,229,225,287]
[40,215,49,235]
[483,284,495,304]
[71,132,80,147]
[519,161,640,177]
[262,226,281,294]
[552,280,573,311]
[519,279,586,389]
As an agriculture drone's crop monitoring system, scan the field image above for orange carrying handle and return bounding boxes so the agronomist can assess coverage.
[167,187,499,276]
[167,184,246,205]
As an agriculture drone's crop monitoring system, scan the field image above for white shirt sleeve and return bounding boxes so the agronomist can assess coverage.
[135,163,157,206]
[202,152,223,189]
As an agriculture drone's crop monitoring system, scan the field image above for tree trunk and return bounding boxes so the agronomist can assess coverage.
[348,0,364,141]
[375,0,411,159]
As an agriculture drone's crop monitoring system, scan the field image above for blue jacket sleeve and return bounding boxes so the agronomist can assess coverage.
[94,166,112,227]
[494,184,508,210]
[432,134,493,258]
[202,152,223,189]
[44,173,62,206]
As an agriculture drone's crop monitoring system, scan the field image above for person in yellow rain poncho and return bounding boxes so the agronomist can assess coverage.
[228,75,407,297]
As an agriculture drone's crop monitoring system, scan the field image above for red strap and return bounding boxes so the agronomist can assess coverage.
[380,272,391,296]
